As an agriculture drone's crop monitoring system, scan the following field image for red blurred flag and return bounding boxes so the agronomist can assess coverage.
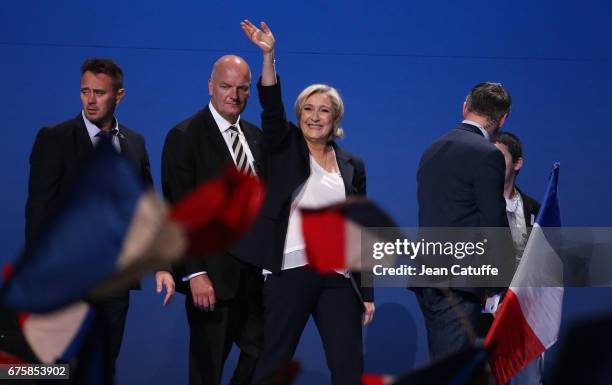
[362,373,391,385]
[0,350,29,365]
[169,166,265,256]
[301,198,399,273]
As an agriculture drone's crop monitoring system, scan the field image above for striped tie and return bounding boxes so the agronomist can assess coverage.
[228,126,254,176]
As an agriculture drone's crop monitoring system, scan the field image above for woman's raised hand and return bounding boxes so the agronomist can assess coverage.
[241,19,275,53]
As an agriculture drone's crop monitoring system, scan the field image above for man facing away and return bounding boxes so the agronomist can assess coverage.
[415,82,512,359]
[161,55,264,385]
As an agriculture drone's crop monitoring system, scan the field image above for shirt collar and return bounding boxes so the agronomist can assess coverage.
[209,102,241,134]
[462,119,489,140]
[505,189,522,213]
[82,110,119,141]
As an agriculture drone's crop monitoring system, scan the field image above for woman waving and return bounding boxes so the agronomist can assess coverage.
[241,20,374,385]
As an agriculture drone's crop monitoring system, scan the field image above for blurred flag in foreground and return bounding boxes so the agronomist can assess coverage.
[1,265,92,365]
[362,346,489,385]
[0,141,264,369]
[485,163,563,385]
[0,142,264,313]
[19,301,94,364]
[301,198,399,273]
[169,165,265,256]
[1,142,172,313]
[266,360,302,385]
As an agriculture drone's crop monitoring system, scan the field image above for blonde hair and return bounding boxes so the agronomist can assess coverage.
[294,84,345,140]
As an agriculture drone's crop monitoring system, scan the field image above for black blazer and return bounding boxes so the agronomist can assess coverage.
[252,79,373,302]
[416,123,509,299]
[25,113,153,250]
[517,186,540,227]
[161,106,265,299]
[417,123,508,228]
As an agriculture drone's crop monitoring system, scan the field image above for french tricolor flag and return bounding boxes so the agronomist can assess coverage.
[18,301,94,364]
[1,264,93,365]
[0,141,264,313]
[0,142,264,366]
[1,142,175,313]
[485,163,563,385]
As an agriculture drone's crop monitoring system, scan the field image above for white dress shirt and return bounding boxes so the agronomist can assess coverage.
[263,153,349,277]
[506,190,528,263]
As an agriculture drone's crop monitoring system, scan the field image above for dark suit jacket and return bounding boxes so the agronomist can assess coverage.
[253,79,373,303]
[161,106,265,300]
[517,186,540,227]
[25,113,153,251]
[416,123,509,299]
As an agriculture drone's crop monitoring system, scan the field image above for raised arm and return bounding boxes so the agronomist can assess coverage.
[241,19,277,85]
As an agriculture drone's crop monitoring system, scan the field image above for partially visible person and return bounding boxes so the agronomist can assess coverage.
[241,20,374,385]
[415,81,512,359]
[492,132,540,263]
[161,55,264,385]
[493,131,542,385]
[23,58,173,377]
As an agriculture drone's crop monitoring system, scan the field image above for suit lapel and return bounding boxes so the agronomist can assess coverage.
[334,144,354,196]
[200,107,234,166]
[118,128,138,166]
[517,187,536,227]
[74,114,94,163]
[241,122,263,173]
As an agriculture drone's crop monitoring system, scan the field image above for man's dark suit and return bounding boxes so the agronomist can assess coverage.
[161,106,264,385]
[24,113,152,370]
[415,123,508,358]
[517,187,540,228]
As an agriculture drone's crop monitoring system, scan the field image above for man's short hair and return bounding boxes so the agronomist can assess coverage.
[492,131,522,163]
[81,58,124,90]
[465,82,512,125]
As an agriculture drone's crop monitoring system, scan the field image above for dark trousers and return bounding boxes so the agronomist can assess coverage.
[95,291,130,368]
[415,288,491,359]
[186,268,263,385]
[72,291,129,384]
[251,267,363,385]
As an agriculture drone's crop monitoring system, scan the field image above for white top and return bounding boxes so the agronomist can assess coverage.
[506,191,528,262]
[264,153,347,275]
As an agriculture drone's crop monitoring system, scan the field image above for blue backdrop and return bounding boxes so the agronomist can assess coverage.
[1,1,612,383]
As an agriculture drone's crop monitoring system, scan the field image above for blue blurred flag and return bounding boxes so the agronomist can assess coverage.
[0,142,164,313]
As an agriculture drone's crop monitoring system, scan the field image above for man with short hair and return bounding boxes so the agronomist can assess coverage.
[492,131,542,385]
[415,82,512,358]
[162,55,264,385]
[24,58,166,375]
[492,132,540,263]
